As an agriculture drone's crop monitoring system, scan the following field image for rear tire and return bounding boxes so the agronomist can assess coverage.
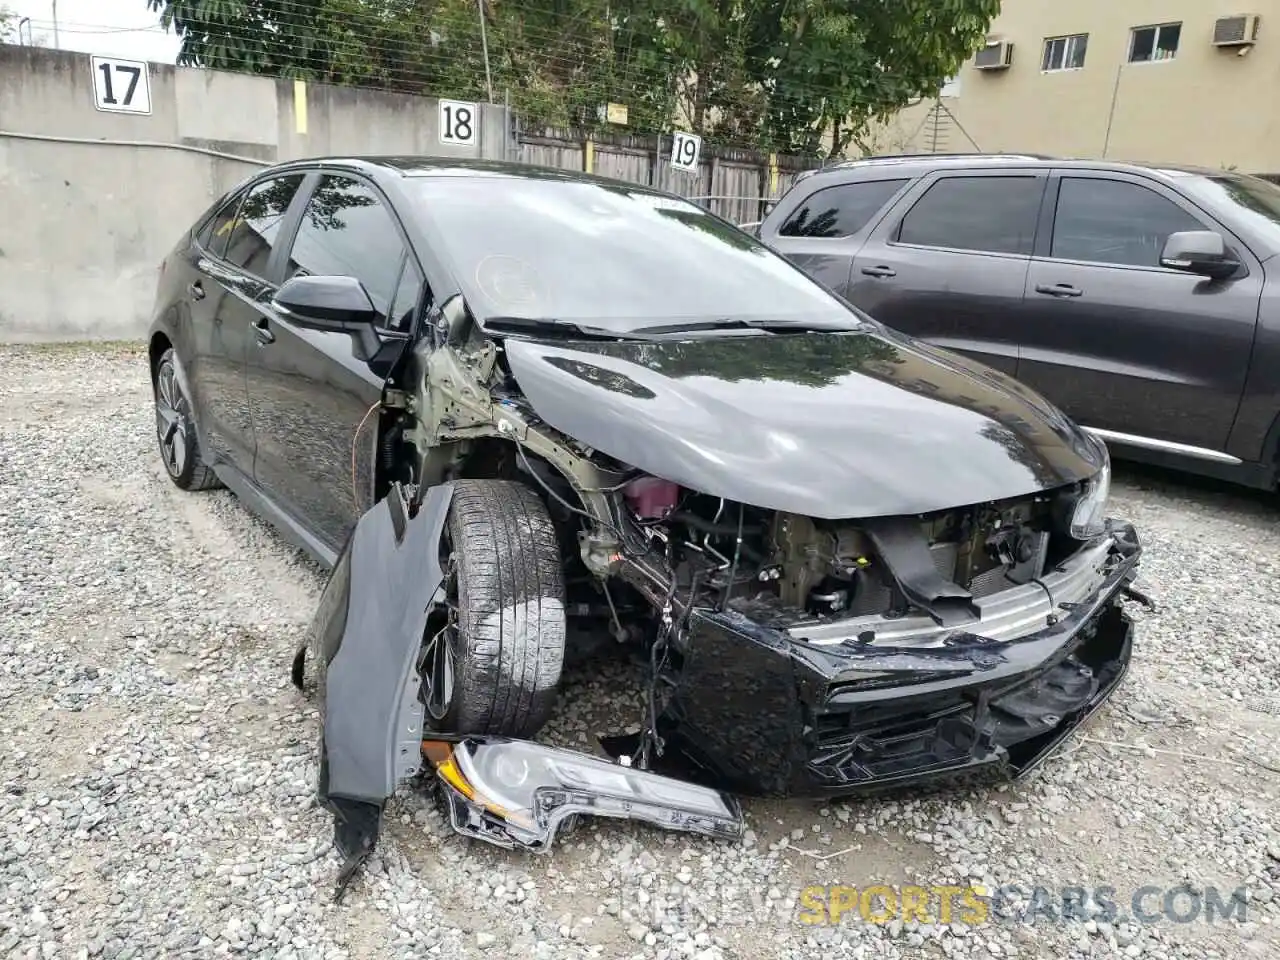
[424,479,566,738]
[152,346,222,492]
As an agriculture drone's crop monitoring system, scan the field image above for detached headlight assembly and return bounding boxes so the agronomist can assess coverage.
[1069,446,1111,540]
[421,738,744,851]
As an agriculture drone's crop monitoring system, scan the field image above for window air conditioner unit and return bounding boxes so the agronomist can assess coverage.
[974,39,1014,70]
[1213,14,1261,46]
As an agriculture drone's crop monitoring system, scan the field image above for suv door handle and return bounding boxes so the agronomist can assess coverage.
[1034,283,1083,298]
[252,317,275,345]
[188,281,205,301]
[861,265,897,278]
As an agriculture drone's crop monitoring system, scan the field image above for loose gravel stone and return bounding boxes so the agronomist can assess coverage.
[1,342,1278,959]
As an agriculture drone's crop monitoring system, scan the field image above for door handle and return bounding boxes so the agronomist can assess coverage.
[1034,283,1083,298]
[861,265,897,278]
[252,317,275,345]
[188,281,205,301]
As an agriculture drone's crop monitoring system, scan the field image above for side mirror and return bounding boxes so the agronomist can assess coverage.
[1160,230,1239,280]
[272,275,378,329]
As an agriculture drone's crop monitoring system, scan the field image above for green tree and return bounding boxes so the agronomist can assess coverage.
[146,0,999,154]
[654,0,999,153]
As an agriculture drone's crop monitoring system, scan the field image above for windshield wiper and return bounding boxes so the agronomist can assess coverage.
[628,317,860,335]
[482,316,632,341]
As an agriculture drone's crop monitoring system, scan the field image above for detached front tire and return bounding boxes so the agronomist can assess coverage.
[422,479,566,739]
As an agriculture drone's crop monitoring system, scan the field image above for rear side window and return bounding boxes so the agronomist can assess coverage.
[1051,177,1205,267]
[778,179,908,238]
[897,175,1042,255]
[222,174,306,279]
[199,192,245,260]
[284,175,407,325]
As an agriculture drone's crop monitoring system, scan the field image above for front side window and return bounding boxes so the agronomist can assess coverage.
[1050,177,1204,267]
[778,179,909,238]
[222,174,306,278]
[1043,33,1089,71]
[404,176,859,332]
[284,175,407,325]
[896,176,1043,255]
[1130,23,1181,62]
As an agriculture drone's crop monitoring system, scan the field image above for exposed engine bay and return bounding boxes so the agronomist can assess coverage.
[623,485,1063,623]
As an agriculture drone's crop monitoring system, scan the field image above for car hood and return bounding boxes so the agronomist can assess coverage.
[502,329,1105,519]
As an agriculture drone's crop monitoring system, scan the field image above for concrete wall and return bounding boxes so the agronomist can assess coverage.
[0,46,512,341]
[865,0,1280,171]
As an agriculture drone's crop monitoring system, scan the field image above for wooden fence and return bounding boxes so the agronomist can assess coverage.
[516,126,823,224]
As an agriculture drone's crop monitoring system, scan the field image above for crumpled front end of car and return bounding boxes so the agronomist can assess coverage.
[601,513,1145,799]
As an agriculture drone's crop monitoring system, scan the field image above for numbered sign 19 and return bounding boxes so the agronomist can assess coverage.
[91,56,152,115]
[670,131,702,173]
[439,99,477,146]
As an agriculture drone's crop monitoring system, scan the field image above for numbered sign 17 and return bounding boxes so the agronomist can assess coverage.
[91,56,152,115]
[670,131,702,173]
[439,99,477,146]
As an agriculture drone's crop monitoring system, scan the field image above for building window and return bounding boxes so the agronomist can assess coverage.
[1042,34,1089,71]
[1130,23,1181,62]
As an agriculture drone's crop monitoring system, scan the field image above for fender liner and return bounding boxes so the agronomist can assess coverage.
[292,481,454,900]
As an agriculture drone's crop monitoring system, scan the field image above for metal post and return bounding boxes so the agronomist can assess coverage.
[51,0,60,49]
[1102,64,1123,158]
[476,0,494,104]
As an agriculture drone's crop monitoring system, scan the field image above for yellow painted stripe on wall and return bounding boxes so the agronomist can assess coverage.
[294,80,308,135]
[584,138,595,173]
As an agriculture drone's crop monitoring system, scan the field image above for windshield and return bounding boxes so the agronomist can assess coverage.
[1185,173,1280,254]
[407,175,863,332]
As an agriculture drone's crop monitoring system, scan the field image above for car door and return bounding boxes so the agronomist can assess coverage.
[1017,170,1263,453]
[244,172,425,552]
[184,176,305,472]
[762,177,912,299]
[845,169,1048,376]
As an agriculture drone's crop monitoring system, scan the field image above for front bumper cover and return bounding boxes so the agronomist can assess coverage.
[603,520,1145,798]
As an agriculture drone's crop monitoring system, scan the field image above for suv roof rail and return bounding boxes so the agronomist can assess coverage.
[828,151,1057,167]
[790,152,1059,185]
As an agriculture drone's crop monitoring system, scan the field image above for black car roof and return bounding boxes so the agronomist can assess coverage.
[262,155,668,191]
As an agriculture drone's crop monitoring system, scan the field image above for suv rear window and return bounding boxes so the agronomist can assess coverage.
[897,175,1042,255]
[778,179,908,238]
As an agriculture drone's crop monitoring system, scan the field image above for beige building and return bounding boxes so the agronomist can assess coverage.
[868,0,1280,173]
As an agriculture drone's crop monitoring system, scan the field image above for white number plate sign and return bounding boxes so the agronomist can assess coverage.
[439,99,477,146]
[670,131,702,172]
[91,56,152,115]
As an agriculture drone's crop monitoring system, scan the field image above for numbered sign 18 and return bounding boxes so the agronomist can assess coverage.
[439,99,477,146]
[91,56,152,115]
[670,131,702,173]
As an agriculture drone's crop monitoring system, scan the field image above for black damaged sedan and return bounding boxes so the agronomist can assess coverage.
[147,157,1147,871]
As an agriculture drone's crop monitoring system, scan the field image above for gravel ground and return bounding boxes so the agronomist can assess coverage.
[1,341,1278,960]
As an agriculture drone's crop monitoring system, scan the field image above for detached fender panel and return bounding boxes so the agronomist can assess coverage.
[309,481,454,807]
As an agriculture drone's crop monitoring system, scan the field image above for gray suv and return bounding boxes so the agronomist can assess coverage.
[758,154,1280,491]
